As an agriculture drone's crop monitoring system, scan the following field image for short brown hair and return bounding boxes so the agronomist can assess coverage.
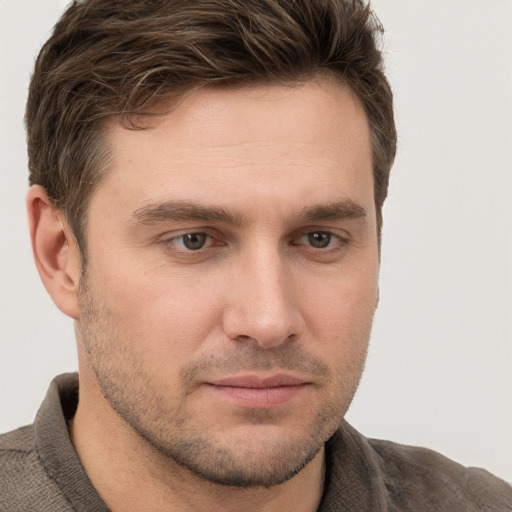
[26,0,396,257]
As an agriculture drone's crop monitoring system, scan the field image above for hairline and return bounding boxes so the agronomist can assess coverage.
[69,73,382,265]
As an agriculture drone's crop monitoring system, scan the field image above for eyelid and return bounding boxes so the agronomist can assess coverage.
[159,229,219,252]
[171,232,213,251]
[157,226,349,258]
[291,228,349,247]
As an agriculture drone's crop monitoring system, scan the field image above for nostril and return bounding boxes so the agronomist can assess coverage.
[235,334,253,342]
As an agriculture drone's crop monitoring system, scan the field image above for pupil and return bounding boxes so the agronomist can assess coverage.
[183,233,207,250]
[308,232,331,248]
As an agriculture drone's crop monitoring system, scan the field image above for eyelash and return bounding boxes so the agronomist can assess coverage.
[163,229,348,254]
[291,231,347,250]
[168,232,218,251]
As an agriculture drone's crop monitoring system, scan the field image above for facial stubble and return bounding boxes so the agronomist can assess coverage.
[76,274,370,489]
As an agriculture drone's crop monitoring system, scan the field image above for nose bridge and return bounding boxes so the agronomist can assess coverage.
[223,240,303,347]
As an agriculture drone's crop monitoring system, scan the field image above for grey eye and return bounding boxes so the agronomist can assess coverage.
[307,232,332,248]
[182,233,208,250]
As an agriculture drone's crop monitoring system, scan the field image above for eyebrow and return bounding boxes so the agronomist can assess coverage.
[132,200,244,226]
[132,199,367,226]
[298,200,367,223]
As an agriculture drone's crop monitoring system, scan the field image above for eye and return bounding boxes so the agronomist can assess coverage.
[305,231,333,249]
[171,232,211,251]
[294,231,342,249]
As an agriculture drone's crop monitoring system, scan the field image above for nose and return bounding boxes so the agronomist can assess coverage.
[222,244,305,349]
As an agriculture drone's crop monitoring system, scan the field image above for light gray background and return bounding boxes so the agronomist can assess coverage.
[1,0,511,481]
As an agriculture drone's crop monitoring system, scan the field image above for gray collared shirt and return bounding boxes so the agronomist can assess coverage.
[1,373,511,511]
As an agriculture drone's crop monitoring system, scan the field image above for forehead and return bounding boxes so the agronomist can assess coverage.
[95,79,374,222]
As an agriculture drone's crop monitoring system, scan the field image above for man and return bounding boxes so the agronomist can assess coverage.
[0,0,510,510]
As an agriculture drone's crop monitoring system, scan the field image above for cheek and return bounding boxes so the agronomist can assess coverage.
[300,265,378,356]
[303,259,378,321]
[95,263,227,359]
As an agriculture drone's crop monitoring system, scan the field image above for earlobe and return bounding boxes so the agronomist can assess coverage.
[27,185,81,319]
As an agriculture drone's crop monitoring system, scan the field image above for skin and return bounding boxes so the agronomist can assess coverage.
[28,79,379,512]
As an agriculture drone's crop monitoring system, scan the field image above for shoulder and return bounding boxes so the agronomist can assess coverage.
[324,423,512,512]
[0,425,74,512]
[0,424,35,451]
[369,437,512,511]
[0,424,37,471]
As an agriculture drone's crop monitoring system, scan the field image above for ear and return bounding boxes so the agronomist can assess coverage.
[27,185,82,319]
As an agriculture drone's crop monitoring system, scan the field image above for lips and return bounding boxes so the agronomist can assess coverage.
[205,373,310,408]
[209,374,308,388]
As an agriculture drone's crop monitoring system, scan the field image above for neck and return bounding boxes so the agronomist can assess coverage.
[70,372,326,512]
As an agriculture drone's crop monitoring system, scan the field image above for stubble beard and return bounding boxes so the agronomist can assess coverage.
[76,275,369,489]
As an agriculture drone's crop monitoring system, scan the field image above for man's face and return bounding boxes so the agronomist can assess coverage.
[76,79,379,487]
